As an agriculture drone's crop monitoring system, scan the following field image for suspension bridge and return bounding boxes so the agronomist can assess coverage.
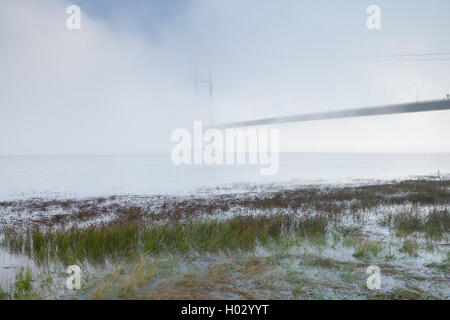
[195,51,450,129]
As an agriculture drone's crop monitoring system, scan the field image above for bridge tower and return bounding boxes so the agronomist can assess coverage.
[195,66,214,103]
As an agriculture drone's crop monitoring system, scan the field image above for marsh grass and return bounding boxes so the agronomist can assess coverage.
[295,215,329,238]
[118,256,159,299]
[352,240,382,261]
[423,209,450,240]
[142,255,280,300]
[388,285,438,300]
[382,208,449,240]
[91,265,124,300]
[1,215,329,266]
[426,262,449,273]
[0,284,7,300]
[302,255,339,269]
[2,179,448,229]
[0,266,44,300]
[399,239,420,257]
[14,267,33,299]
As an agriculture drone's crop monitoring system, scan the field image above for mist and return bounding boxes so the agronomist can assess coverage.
[1,0,450,155]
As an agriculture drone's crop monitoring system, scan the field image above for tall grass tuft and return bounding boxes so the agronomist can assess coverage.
[14,267,33,299]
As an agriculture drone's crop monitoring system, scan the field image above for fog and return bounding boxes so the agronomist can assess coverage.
[1,0,450,155]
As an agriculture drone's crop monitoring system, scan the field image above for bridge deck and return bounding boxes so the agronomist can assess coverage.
[213,99,450,129]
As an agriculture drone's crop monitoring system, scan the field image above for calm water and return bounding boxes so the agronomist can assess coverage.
[0,153,449,200]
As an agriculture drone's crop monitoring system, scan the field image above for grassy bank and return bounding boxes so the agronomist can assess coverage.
[0,178,448,300]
